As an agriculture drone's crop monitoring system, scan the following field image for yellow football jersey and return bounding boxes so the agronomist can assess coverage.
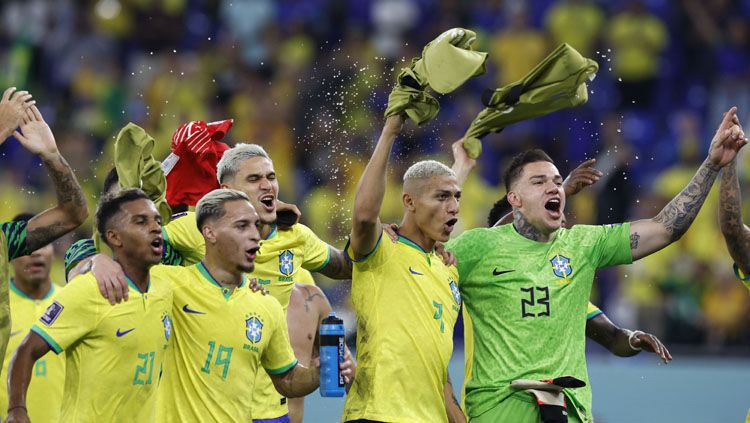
[586,302,603,320]
[0,281,65,423]
[30,270,173,423]
[342,233,460,423]
[1,221,30,367]
[155,263,298,422]
[164,212,330,419]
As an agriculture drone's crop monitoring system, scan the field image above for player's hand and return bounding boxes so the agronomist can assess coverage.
[276,200,301,229]
[6,406,30,423]
[562,158,602,197]
[341,348,356,389]
[382,223,399,242]
[451,138,477,185]
[92,254,129,304]
[0,87,34,143]
[631,331,672,364]
[248,278,269,295]
[707,107,748,168]
[435,242,456,266]
[12,105,59,159]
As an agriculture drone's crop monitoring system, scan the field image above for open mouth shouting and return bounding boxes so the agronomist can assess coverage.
[150,236,164,256]
[544,198,562,220]
[444,218,458,233]
[259,194,276,213]
[245,245,259,262]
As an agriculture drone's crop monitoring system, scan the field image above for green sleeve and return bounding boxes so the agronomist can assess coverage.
[577,223,633,269]
[1,220,29,260]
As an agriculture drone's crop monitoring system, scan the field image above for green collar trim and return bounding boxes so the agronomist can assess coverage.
[197,262,246,300]
[124,274,150,294]
[10,278,56,301]
[397,235,432,265]
[264,225,278,241]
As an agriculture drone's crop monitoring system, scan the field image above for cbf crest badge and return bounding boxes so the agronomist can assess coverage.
[279,250,294,276]
[449,279,461,305]
[162,315,172,341]
[550,255,572,278]
[246,316,263,343]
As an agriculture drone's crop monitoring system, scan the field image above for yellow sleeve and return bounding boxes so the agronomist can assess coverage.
[344,230,394,272]
[296,269,316,286]
[586,302,603,320]
[261,297,298,375]
[296,224,331,273]
[31,275,101,354]
[163,212,206,265]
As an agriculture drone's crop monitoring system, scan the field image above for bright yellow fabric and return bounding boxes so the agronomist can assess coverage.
[31,271,173,422]
[155,263,297,422]
[163,212,330,419]
[342,234,460,423]
[490,30,549,86]
[0,282,65,423]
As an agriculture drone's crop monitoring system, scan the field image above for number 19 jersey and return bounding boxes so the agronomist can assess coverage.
[445,223,631,422]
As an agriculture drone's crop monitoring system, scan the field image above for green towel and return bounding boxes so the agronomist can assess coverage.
[385,28,488,125]
[463,43,599,158]
[94,123,172,254]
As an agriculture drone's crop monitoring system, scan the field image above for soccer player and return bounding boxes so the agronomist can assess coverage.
[0,95,88,368]
[343,114,464,423]
[6,189,172,422]
[155,189,321,422]
[81,144,351,423]
[718,113,750,290]
[445,107,745,422]
[286,283,356,423]
[0,213,65,422]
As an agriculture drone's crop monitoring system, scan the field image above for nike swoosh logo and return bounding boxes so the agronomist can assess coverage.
[409,267,423,276]
[116,328,135,337]
[182,304,206,315]
[10,330,22,337]
[493,268,515,276]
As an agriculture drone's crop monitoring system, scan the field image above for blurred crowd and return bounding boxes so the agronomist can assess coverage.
[0,0,749,353]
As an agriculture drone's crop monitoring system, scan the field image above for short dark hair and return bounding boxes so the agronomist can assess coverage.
[487,196,511,227]
[95,188,150,245]
[502,149,554,192]
[11,212,34,223]
[195,189,251,231]
[103,168,120,195]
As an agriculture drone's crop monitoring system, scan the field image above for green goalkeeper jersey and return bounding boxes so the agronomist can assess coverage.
[445,223,632,421]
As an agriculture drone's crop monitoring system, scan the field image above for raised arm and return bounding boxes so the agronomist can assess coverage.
[6,332,51,423]
[0,87,34,142]
[719,157,750,276]
[316,247,352,279]
[13,106,88,252]
[350,115,404,258]
[629,107,747,261]
[451,139,476,187]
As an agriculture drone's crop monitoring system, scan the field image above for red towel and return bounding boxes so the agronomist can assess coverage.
[165,119,233,207]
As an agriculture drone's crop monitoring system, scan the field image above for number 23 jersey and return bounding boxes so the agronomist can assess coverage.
[445,223,631,421]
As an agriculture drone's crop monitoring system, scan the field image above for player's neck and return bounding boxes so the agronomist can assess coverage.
[12,277,52,300]
[512,209,555,243]
[202,255,243,287]
[114,255,151,292]
[398,218,437,251]
[259,222,275,239]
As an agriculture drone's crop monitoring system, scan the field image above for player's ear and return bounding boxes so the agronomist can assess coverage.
[403,193,416,212]
[507,191,522,208]
[201,225,216,243]
[106,229,123,248]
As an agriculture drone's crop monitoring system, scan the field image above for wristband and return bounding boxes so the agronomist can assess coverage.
[7,405,27,414]
[628,330,644,352]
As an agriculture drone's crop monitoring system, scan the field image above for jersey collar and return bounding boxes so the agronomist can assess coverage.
[9,278,56,301]
[197,261,247,300]
[124,273,150,294]
[397,234,433,265]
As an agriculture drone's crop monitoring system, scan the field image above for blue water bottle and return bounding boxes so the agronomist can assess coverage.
[319,312,345,397]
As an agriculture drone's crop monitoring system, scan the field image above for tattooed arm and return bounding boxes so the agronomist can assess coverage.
[317,247,352,279]
[719,159,750,277]
[13,106,88,252]
[629,107,747,261]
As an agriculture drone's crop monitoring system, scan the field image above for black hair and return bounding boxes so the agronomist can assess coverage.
[11,212,34,222]
[103,168,120,195]
[95,188,150,246]
[502,149,554,192]
[486,196,511,227]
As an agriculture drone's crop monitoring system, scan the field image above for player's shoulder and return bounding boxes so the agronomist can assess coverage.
[250,290,285,316]
[59,273,103,303]
[150,264,188,287]
[448,225,508,249]
[278,222,317,241]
